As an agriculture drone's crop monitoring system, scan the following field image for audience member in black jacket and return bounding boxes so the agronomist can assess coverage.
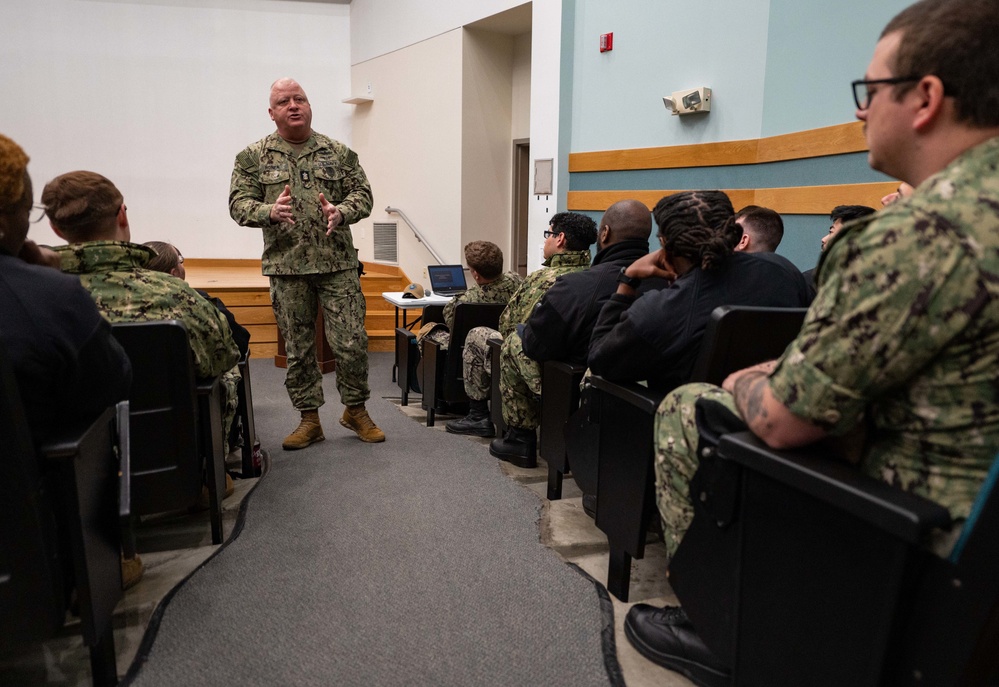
[490,200,666,467]
[588,190,812,394]
[0,134,132,445]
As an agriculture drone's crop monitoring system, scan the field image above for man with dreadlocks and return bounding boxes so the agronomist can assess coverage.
[587,190,810,393]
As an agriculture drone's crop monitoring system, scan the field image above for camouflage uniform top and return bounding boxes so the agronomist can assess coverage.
[57,241,240,380]
[768,135,999,520]
[498,250,591,338]
[443,271,524,331]
[229,132,373,276]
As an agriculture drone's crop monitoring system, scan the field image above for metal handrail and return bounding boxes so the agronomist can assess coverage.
[385,206,445,265]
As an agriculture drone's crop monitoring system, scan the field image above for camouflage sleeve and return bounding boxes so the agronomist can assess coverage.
[334,148,373,226]
[229,145,274,228]
[769,208,984,434]
[184,287,242,379]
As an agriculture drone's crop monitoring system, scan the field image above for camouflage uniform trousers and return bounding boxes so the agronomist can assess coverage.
[221,367,240,454]
[655,382,735,558]
[499,331,542,429]
[462,326,502,400]
[271,269,370,410]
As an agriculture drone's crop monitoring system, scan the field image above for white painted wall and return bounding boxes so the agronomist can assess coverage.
[525,0,570,271]
[1,0,351,259]
[349,0,529,65]
[511,33,533,141]
[348,30,465,281]
[461,29,516,258]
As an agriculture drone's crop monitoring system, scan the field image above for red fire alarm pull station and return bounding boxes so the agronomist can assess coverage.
[600,32,613,52]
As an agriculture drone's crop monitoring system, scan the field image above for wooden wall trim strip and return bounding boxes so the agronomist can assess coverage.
[567,181,896,215]
[569,122,867,173]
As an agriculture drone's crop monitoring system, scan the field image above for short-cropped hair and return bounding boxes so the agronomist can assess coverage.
[0,134,30,212]
[736,206,784,251]
[464,240,504,279]
[549,212,598,251]
[883,0,999,128]
[40,171,123,240]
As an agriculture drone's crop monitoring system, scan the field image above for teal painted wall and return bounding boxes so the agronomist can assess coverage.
[567,0,909,269]
[760,0,911,137]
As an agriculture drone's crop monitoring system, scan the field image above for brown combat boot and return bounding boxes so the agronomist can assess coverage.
[340,404,386,443]
[282,410,325,450]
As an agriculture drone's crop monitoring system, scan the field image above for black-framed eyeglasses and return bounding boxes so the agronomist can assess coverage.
[851,76,921,110]
[543,229,562,239]
[29,204,47,223]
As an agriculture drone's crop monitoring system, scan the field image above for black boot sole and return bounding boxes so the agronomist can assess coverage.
[489,445,537,469]
[623,618,730,687]
[445,423,495,438]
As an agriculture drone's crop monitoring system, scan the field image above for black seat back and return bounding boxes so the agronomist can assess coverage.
[0,345,65,647]
[422,303,504,423]
[690,305,808,385]
[112,320,202,514]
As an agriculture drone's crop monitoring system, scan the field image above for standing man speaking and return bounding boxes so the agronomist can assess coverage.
[230,78,385,449]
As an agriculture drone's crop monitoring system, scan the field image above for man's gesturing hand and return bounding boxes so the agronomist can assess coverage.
[269,185,295,224]
[319,193,343,235]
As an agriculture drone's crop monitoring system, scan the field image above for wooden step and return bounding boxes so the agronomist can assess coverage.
[187,259,411,357]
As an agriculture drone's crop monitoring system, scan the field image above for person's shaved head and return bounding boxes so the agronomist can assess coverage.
[601,199,653,243]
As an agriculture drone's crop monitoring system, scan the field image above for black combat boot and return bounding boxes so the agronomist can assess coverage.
[489,426,537,468]
[445,399,495,437]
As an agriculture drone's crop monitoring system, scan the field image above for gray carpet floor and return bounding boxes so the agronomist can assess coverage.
[123,353,617,687]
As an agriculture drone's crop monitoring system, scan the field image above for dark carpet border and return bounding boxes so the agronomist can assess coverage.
[117,452,272,686]
[565,562,627,687]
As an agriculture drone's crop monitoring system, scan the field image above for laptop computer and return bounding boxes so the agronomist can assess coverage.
[427,264,468,297]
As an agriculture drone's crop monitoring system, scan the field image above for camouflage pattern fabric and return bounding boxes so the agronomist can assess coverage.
[229,132,373,276]
[270,269,369,409]
[497,251,591,338]
[461,326,502,401]
[443,271,523,332]
[499,331,542,429]
[655,137,999,550]
[230,130,374,412]
[461,251,591,399]
[419,272,525,351]
[654,383,733,557]
[769,136,999,521]
[58,241,241,450]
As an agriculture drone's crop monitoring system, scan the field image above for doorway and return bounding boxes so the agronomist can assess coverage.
[512,139,530,277]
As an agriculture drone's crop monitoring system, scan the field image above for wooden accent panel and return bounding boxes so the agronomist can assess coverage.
[249,342,278,358]
[567,189,756,212]
[754,182,897,214]
[756,122,867,163]
[569,139,759,172]
[567,182,896,215]
[569,122,867,172]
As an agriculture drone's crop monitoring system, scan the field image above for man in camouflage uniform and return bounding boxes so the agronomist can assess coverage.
[230,77,384,449]
[416,240,522,350]
[40,171,242,458]
[624,0,999,680]
[445,212,596,444]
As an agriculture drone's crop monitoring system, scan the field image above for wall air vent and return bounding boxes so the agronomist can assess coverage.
[373,222,398,263]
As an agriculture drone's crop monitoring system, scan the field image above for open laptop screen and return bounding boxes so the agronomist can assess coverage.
[427,264,468,296]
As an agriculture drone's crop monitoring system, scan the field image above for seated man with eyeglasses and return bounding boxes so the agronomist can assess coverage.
[626,1,999,684]
[444,212,596,439]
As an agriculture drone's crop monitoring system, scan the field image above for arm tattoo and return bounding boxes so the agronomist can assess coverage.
[732,371,771,431]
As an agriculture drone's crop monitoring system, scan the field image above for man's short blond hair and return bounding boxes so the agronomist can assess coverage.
[464,241,504,279]
[0,134,30,212]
